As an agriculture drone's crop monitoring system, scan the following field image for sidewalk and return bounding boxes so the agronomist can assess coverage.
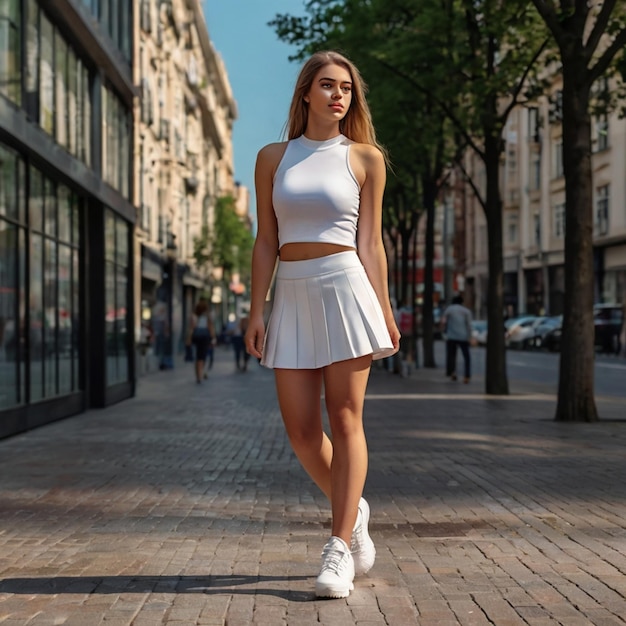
[1,347,625,625]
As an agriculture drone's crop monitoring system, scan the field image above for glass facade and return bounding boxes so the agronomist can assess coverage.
[102,86,131,198]
[0,0,135,435]
[105,209,130,386]
[79,0,131,63]
[0,0,21,104]
[0,146,82,412]
[28,3,92,166]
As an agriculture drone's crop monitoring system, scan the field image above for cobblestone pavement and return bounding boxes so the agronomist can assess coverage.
[1,347,626,626]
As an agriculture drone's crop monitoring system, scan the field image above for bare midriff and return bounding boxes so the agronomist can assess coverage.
[279,242,355,261]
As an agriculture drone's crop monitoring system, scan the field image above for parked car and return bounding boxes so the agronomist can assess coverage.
[594,303,624,354]
[505,315,544,349]
[471,320,488,345]
[542,323,563,352]
[531,316,563,349]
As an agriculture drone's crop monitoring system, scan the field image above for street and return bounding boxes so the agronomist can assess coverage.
[0,346,625,625]
[429,341,626,399]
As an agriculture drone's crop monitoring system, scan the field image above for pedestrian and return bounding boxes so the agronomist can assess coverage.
[230,314,250,371]
[186,298,215,384]
[442,294,473,383]
[244,50,400,599]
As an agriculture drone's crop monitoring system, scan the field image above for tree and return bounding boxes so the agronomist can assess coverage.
[528,1,626,422]
[270,0,456,368]
[193,195,254,287]
[272,0,551,393]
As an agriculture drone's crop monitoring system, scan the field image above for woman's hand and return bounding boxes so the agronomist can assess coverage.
[245,316,265,359]
[386,316,401,354]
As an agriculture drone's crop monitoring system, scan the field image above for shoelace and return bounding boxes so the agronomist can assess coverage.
[320,545,349,574]
[351,512,363,551]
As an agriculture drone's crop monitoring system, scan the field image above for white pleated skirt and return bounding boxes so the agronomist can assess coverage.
[261,251,396,369]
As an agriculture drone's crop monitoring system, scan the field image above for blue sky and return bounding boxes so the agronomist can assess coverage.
[202,1,307,225]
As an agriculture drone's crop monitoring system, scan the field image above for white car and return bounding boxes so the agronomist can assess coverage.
[471,320,488,345]
[505,316,545,348]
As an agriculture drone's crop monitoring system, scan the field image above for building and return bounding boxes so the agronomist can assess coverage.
[461,79,626,319]
[0,0,243,438]
[133,0,239,375]
[0,0,136,438]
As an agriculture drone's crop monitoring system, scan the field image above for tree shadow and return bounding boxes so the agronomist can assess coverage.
[0,574,314,602]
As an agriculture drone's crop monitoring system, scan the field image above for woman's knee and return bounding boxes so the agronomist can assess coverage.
[328,409,363,440]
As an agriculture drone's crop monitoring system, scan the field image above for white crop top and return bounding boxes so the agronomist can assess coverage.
[272,134,360,248]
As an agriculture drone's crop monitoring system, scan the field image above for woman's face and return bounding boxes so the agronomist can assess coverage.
[304,63,353,123]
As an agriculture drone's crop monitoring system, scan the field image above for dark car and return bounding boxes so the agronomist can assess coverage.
[532,316,562,350]
[594,304,623,354]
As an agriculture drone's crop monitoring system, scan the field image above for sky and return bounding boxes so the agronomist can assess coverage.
[202,1,307,226]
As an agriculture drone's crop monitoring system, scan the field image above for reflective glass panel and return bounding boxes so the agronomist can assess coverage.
[54,31,67,148]
[58,185,71,243]
[29,167,44,232]
[40,14,54,135]
[0,220,18,409]
[0,146,18,221]
[44,239,57,397]
[58,244,72,394]
[30,233,44,402]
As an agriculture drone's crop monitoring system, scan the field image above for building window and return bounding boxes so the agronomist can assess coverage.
[595,185,609,236]
[554,203,565,239]
[102,85,131,198]
[553,139,563,178]
[105,209,130,386]
[0,0,22,104]
[507,214,518,244]
[595,115,609,152]
[0,146,26,408]
[530,150,541,191]
[533,214,541,248]
[40,12,54,134]
[0,149,81,411]
[29,169,81,402]
[29,6,92,165]
[528,107,540,143]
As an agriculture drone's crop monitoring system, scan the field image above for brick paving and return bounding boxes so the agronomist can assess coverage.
[0,347,625,625]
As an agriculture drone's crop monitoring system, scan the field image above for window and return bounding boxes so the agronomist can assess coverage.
[595,115,609,152]
[553,139,563,178]
[554,203,565,239]
[528,107,540,143]
[595,185,609,236]
[102,85,131,198]
[54,31,68,147]
[0,151,82,410]
[507,214,518,244]
[40,13,54,134]
[533,214,541,248]
[105,209,130,386]
[0,0,21,104]
[530,151,541,191]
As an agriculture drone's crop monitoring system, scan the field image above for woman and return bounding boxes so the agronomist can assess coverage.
[186,298,215,384]
[245,50,400,598]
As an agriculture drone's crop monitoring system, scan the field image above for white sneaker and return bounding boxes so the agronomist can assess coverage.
[351,497,376,575]
[315,536,355,598]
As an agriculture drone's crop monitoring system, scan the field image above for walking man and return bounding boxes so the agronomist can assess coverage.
[442,295,473,383]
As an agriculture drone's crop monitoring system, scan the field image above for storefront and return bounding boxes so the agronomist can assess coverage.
[0,0,135,438]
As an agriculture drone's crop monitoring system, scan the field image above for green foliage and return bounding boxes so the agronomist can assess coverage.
[193,196,254,283]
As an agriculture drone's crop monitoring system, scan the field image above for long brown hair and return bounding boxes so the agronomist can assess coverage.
[286,50,388,163]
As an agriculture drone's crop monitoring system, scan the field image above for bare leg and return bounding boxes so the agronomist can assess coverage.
[323,355,372,544]
[274,368,333,499]
[195,359,204,382]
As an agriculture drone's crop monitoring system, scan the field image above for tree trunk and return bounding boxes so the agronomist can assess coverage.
[422,177,437,367]
[484,131,509,395]
[555,65,598,422]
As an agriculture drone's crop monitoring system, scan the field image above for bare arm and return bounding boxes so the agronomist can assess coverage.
[353,144,400,353]
[245,143,284,358]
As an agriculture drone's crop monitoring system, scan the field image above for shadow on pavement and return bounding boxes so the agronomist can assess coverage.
[0,574,313,601]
